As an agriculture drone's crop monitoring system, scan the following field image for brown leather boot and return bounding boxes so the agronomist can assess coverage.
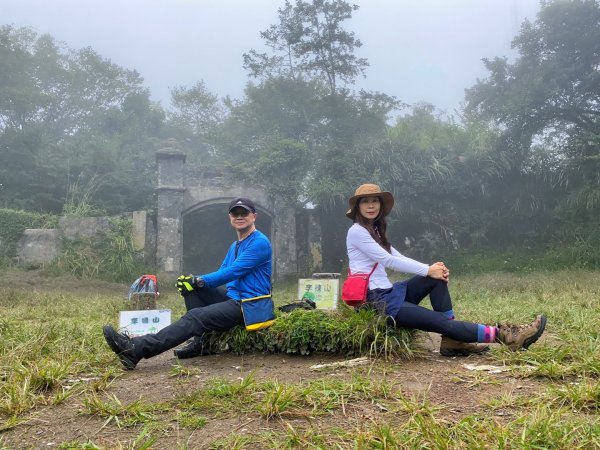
[440,336,490,357]
[496,314,547,350]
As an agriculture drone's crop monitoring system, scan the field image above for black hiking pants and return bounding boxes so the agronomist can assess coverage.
[132,287,244,359]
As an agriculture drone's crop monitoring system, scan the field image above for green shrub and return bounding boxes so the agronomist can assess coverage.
[207,307,415,358]
[0,208,58,265]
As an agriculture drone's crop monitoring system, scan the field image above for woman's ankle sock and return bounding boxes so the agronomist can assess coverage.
[477,325,497,343]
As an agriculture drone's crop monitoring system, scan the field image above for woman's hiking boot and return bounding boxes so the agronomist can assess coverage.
[440,336,490,357]
[496,314,547,350]
[102,325,140,370]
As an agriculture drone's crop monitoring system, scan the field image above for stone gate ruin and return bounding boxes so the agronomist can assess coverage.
[17,141,323,280]
[155,142,320,279]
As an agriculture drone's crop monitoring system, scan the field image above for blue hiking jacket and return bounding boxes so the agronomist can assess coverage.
[201,230,272,300]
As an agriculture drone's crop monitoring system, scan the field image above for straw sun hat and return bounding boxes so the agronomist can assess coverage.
[346,183,394,219]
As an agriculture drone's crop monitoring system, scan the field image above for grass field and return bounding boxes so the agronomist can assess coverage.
[0,268,599,449]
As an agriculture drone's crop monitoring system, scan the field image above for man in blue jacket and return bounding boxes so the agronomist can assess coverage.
[103,197,272,370]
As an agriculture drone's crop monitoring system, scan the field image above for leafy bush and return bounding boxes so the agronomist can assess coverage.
[207,307,415,358]
[0,208,58,265]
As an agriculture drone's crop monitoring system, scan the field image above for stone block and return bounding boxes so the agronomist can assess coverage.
[17,229,61,266]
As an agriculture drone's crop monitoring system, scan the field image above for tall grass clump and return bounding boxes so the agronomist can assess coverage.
[61,174,106,217]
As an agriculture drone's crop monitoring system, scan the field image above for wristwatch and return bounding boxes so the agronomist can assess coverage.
[193,276,205,288]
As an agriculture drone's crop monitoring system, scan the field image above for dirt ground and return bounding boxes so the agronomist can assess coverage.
[1,332,545,450]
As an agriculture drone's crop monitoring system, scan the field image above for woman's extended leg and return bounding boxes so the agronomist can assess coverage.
[392,302,480,342]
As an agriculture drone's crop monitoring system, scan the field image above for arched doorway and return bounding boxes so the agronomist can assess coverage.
[182,200,274,275]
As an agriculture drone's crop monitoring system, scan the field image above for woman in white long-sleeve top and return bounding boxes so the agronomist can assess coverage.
[345,183,547,356]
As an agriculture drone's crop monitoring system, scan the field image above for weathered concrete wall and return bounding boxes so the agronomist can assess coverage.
[144,213,157,264]
[59,216,111,239]
[271,198,297,279]
[17,212,152,268]
[307,211,323,273]
[17,229,62,266]
[185,166,270,209]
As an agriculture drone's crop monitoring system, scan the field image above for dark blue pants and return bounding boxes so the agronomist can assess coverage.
[391,276,479,342]
[133,287,244,359]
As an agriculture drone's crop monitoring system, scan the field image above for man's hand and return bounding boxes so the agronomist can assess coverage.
[176,275,204,295]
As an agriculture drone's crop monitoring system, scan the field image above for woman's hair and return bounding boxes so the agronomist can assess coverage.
[352,198,392,253]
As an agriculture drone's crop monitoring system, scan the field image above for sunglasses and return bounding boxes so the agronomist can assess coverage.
[229,209,251,218]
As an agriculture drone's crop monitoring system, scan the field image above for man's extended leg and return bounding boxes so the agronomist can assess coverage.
[104,299,243,369]
[136,299,243,358]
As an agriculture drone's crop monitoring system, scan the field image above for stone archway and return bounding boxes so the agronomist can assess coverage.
[154,142,299,279]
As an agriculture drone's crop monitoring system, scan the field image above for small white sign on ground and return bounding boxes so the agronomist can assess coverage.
[119,309,171,336]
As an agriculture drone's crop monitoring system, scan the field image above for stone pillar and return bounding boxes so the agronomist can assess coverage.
[307,211,323,273]
[155,142,186,277]
[131,210,147,252]
[273,203,298,279]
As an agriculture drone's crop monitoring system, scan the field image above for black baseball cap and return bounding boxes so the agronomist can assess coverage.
[228,197,256,213]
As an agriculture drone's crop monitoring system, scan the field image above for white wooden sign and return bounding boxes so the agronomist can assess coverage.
[119,309,171,336]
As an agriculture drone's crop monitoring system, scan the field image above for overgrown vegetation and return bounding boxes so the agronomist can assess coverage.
[1,269,599,448]
[0,206,151,282]
[52,217,150,283]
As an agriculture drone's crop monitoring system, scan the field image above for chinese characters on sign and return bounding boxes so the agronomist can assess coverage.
[297,278,340,309]
[119,309,171,336]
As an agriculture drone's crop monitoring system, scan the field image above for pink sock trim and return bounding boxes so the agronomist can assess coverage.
[483,326,497,343]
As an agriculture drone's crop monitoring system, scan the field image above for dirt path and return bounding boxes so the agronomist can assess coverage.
[1,334,544,449]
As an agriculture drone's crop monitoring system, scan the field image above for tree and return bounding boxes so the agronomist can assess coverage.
[243,0,368,96]
[165,81,226,165]
[168,81,224,137]
[0,25,166,212]
[215,76,328,204]
[465,0,600,217]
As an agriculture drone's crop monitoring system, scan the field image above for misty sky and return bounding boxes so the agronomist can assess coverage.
[1,0,541,113]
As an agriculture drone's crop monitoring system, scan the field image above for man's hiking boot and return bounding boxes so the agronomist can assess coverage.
[174,335,214,359]
[440,336,490,357]
[103,325,140,370]
[496,314,547,350]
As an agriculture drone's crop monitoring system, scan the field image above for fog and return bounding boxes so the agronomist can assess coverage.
[2,0,596,273]
[1,0,540,112]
